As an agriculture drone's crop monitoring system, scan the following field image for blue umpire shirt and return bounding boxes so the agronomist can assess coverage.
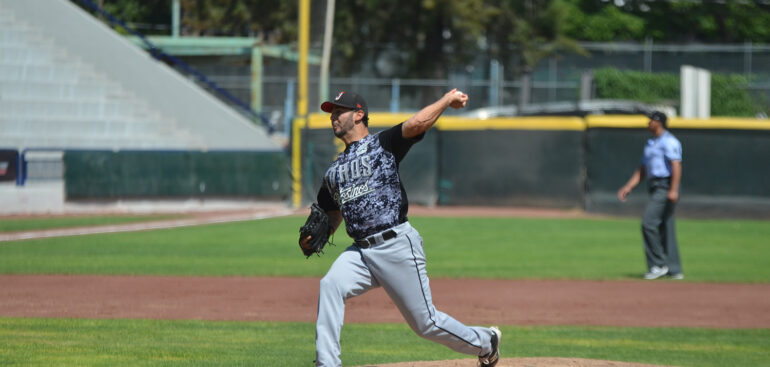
[642,130,682,179]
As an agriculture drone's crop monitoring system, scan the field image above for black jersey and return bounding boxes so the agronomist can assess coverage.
[317,123,423,240]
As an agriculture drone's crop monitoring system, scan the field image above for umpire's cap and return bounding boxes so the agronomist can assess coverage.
[321,91,369,125]
[649,111,668,128]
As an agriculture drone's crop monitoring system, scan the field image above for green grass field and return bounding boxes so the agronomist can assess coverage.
[0,215,768,282]
[1,214,768,366]
[1,319,767,367]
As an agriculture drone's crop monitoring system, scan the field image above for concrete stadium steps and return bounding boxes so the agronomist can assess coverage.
[0,0,278,153]
[0,0,277,215]
[0,113,203,150]
[0,45,72,65]
[0,5,203,151]
[0,80,126,101]
[0,23,49,45]
[0,99,145,119]
[0,39,67,65]
[0,63,105,84]
[0,117,160,136]
[0,132,200,151]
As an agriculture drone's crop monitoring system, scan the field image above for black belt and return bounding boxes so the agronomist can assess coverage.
[648,177,671,187]
[355,229,397,248]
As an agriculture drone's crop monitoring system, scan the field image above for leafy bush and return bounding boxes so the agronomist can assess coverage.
[710,74,760,117]
[593,67,761,117]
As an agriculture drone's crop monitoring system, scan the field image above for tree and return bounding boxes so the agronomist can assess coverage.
[328,0,587,105]
[561,0,646,42]
[481,0,587,107]
[634,0,770,43]
[74,0,171,35]
[561,0,770,43]
[179,0,295,43]
[330,0,488,79]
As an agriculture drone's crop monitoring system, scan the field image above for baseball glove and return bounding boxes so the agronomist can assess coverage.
[298,203,334,258]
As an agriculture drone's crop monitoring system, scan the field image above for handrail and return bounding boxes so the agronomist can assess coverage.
[74,0,273,132]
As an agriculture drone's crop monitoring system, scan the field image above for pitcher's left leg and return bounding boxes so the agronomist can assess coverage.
[364,225,494,357]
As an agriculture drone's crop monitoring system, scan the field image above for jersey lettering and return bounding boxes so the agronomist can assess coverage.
[360,156,372,176]
[338,162,349,183]
[333,156,373,186]
[340,182,375,204]
[320,125,419,240]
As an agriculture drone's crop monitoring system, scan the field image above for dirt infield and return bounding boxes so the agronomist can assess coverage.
[1,275,767,329]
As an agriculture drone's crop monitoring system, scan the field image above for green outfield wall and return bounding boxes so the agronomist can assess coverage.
[62,115,769,217]
[299,113,770,217]
[437,128,583,207]
[585,116,770,217]
[300,114,586,209]
[64,150,290,199]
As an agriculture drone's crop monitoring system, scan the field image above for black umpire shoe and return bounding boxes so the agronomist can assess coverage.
[478,326,501,367]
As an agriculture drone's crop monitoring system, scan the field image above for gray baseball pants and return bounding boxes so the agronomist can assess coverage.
[314,221,494,366]
[642,178,682,274]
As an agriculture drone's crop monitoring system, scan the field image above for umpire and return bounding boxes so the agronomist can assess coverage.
[617,111,684,280]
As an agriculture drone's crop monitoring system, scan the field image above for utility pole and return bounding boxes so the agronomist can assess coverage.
[320,0,336,104]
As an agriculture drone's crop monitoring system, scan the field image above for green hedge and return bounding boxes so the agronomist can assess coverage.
[593,67,761,117]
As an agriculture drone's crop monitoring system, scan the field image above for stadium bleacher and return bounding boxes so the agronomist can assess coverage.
[1,4,202,150]
[0,0,285,214]
[0,0,278,151]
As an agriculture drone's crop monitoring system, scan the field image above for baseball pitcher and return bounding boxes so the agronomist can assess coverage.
[299,89,501,367]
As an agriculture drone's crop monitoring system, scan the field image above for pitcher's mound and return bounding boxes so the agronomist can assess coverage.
[358,357,669,367]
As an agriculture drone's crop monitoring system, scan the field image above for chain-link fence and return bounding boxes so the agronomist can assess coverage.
[180,41,770,134]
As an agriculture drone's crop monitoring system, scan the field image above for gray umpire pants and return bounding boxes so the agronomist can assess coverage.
[642,178,682,274]
[314,221,493,367]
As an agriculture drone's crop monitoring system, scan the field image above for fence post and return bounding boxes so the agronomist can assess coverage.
[489,59,500,107]
[390,79,400,112]
[549,58,557,102]
[518,71,532,110]
[16,150,25,186]
[284,80,296,137]
[580,70,594,102]
[251,45,263,117]
[644,36,653,73]
[744,40,753,83]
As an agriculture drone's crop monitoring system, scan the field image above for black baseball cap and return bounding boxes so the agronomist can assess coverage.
[321,91,368,120]
[649,111,667,127]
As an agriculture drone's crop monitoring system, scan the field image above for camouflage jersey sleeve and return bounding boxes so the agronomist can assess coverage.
[318,123,423,240]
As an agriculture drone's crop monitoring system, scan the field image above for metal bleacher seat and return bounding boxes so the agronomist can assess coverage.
[1,0,278,154]
[0,4,197,151]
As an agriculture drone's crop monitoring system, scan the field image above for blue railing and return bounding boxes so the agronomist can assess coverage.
[74,0,273,132]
